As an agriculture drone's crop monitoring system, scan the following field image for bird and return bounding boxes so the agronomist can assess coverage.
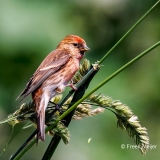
[16,35,90,141]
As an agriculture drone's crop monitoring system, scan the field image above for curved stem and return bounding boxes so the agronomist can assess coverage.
[98,0,160,64]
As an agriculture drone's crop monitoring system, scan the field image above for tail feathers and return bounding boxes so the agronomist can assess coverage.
[37,109,45,142]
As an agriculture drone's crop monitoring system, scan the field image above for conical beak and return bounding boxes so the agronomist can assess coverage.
[82,45,90,52]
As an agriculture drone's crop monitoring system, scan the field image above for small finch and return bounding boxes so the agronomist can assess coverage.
[16,35,90,141]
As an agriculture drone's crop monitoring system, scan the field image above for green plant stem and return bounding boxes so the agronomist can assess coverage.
[14,41,160,160]
[98,0,160,64]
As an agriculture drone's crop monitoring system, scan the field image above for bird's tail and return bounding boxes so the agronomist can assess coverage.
[37,109,45,142]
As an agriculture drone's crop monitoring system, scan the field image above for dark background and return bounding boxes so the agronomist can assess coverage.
[0,0,160,159]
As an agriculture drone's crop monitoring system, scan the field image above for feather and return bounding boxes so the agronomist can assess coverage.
[37,109,45,141]
[16,50,70,101]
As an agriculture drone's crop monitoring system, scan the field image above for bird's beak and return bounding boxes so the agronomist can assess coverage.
[81,45,90,52]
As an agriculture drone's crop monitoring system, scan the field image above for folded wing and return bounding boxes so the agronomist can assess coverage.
[16,50,70,101]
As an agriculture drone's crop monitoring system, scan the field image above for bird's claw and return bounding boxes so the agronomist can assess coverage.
[67,80,77,90]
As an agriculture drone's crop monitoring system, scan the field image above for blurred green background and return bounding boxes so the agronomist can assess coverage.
[0,0,160,159]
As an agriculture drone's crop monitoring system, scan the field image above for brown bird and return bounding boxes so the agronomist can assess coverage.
[16,35,90,141]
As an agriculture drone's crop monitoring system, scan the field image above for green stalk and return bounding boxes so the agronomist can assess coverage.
[14,41,160,160]
[98,0,160,64]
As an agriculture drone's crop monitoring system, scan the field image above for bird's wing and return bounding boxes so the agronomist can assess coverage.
[16,50,71,101]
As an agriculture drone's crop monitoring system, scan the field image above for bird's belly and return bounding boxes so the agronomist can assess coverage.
[42,77,65,99]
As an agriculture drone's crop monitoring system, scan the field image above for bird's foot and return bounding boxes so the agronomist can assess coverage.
[67,80,77,90]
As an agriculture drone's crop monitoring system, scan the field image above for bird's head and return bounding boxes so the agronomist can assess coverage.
[57,35,90,58]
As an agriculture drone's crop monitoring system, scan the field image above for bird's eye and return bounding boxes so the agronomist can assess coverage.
[73,43,78,47]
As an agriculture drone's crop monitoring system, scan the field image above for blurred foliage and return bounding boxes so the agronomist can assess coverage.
[0,0,160,160]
